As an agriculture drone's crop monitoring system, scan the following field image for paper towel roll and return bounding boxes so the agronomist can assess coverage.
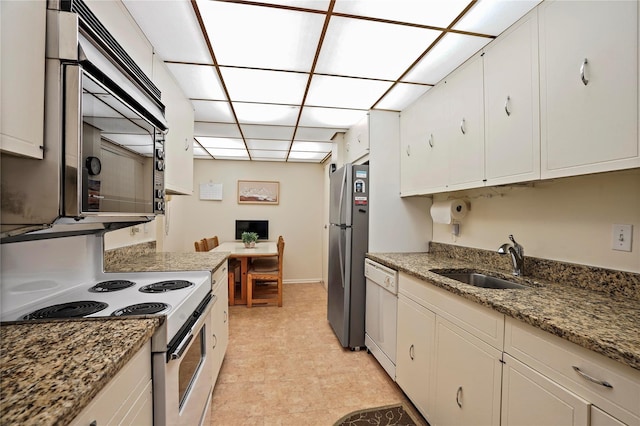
[430,199,468,224]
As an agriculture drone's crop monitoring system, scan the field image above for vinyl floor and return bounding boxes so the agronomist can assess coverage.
[209,282,415,425]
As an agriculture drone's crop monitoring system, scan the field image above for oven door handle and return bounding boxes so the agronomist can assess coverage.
[169,294,214,361]
[170,331,194,360]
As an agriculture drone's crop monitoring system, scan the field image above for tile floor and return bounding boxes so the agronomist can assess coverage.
[210,282,422,425]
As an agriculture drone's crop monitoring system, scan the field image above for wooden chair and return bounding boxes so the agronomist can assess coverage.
[194,239,207,252]
[246,236,284,307]
[203,236,219,251]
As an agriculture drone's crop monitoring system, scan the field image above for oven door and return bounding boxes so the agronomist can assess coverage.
[63,62,165,219]
[154,295,215,426]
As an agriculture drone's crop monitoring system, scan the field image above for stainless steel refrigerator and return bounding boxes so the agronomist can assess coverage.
[327,163,369,349]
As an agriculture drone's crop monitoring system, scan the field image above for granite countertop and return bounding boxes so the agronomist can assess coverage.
[367,252,640,372]
[104,251,229,274]
[0,317,161,425]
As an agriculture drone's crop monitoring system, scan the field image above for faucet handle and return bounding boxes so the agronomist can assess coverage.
[509,234,524,257]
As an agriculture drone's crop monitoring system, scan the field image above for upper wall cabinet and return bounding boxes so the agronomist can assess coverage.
[0,1,46,159]
[484,10,540,186]
[152,56,195,195]
[539,0,639,179]
[345,115,370,164]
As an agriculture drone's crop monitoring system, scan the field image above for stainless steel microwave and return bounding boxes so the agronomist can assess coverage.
[1,0,168,240]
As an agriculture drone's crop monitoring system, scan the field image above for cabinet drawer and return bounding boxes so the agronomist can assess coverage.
[212,263,227,292]
[505,318,640,424]
[398,273,504,350]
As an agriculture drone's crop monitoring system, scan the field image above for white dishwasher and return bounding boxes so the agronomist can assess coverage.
[364,258,398,380]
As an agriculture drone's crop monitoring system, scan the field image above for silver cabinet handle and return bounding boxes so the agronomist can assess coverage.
[406,144,411,156]
[409,344,415,360]
[504,96,511,116]
[456,386,463,408]
[572,366,613,388]
[224,310,228,323]
[460,119,466,135]
[212,333,218,350]
[428,133,434,148]
[580,58,589,86]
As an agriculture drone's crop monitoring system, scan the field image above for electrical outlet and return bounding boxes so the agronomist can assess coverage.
[612,224,633,252]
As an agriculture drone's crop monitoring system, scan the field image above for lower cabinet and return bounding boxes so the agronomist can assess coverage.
[396,294,436,421]
[211,264,229,383]
[432,318,502,426]
[70,341,153,426]
[502,354,589,426]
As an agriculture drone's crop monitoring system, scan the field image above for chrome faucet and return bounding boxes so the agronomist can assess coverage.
[498,235,524,276]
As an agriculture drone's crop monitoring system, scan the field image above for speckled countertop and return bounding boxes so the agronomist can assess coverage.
[0,317,161,425]
[367,252,640,372]
[104,251,229,274]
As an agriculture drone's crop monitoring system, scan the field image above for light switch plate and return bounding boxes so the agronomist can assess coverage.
[612,224,633,252]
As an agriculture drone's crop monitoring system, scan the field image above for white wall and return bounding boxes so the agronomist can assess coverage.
[432,168,640,273]
[159,159,325,282]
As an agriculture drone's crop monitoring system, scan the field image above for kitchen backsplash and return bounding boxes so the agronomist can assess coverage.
[103,241,156,269]
[429,242,640,301]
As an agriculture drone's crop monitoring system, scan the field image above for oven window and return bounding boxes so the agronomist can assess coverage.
[178,325,206,409]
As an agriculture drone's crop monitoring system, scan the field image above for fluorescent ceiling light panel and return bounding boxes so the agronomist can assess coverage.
[454,0,542,35]
[166,64,225,100]
[205,148,249,158]
[298,106,365,128]
[124,0,211,64]
[375,83,432,111]
[193,147,211,157]
[294,126,342,141]
[192,100,234,122]
[233,103,300,125]
[194,122,242,138]
[291,141,332,152]
[248,0,331,11]
[248,150,288,160]
[240,124,295,140]
[402,33,491,84]
[333,0,470,27]
[246,139,291,151]
[316,17,441,80]
[220,67,308,104]
[288,151,327,161]
[197,137,246,150]
[198,1,323,71]
[306,75,393,109]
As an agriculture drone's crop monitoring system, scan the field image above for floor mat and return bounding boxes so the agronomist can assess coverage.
[334,403,426,426]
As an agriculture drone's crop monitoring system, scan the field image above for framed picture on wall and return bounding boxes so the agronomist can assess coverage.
[237,180,279,205]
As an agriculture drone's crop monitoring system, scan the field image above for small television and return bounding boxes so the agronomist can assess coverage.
[235,220,269,240]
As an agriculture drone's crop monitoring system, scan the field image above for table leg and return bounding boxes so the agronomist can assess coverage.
[239,257,248,305]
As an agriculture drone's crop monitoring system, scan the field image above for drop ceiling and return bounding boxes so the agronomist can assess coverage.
[124,0,541,163]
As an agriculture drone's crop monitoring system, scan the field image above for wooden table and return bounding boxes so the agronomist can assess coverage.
[210,241,278,305]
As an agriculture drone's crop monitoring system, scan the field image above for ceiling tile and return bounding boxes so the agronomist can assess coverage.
[333,0,470,28]
[193,146,212,157]
[315,16,441,80]
[298,106,364,129]
[290,141,332,152]
[288,151,328,161]
[194,122,242,138]
[196,137,246,149]
[205,147,249,159]
[247,0,331,11]
[306,75,393,109]
[247,150,288,160]
[401,33,491,85]
[192,100,234,122]
[246,139,291,151]
[240,124,295,140]
[197,1,324,71]
[233,102,300,126]
[375,83,432,111]
[220,67,308,104]
[166,63,225,100]
[294,126,343,141]
[454,0,542,36]
[123,1,212,64]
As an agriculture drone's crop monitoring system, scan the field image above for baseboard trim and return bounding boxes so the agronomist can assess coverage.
[283,279,323,284]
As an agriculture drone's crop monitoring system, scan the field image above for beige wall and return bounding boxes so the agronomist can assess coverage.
[432,168,640,273]
[158,159,325,282]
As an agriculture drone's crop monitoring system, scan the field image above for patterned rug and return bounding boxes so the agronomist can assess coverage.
[334,403,425,426]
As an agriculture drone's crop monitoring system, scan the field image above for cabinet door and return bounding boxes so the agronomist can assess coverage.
[432,317,502,426]
[591,406,626,426]
[345,115,369,164]
[212,268,229,382]
[502,354,590,426]
[484,10,540,186]
[0,0,46,159]
[539,0,639,178]
[444,55,485,191]
[396,295,436,421]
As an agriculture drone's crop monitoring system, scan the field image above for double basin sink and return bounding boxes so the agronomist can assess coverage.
[431,269,530,290]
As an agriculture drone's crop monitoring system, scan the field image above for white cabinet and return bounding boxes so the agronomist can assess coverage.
[539,0,639,178]
[432,317,502,426]
[502,354,589,426]
[70,341,153,426]
[396,294,436,421]
[345,115,370,164]
[591,407,627,426]
[0,0,46,159]
[211,264,229,383]
[153,56,195,195]
[483,10,540,186]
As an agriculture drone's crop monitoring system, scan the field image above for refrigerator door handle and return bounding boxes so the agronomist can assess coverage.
[337,167,347,225]
[338,227,345,288]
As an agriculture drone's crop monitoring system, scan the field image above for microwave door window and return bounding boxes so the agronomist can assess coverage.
[81,72,156,214]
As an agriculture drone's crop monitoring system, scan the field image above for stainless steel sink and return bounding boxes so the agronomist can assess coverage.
[432,270,529,289]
